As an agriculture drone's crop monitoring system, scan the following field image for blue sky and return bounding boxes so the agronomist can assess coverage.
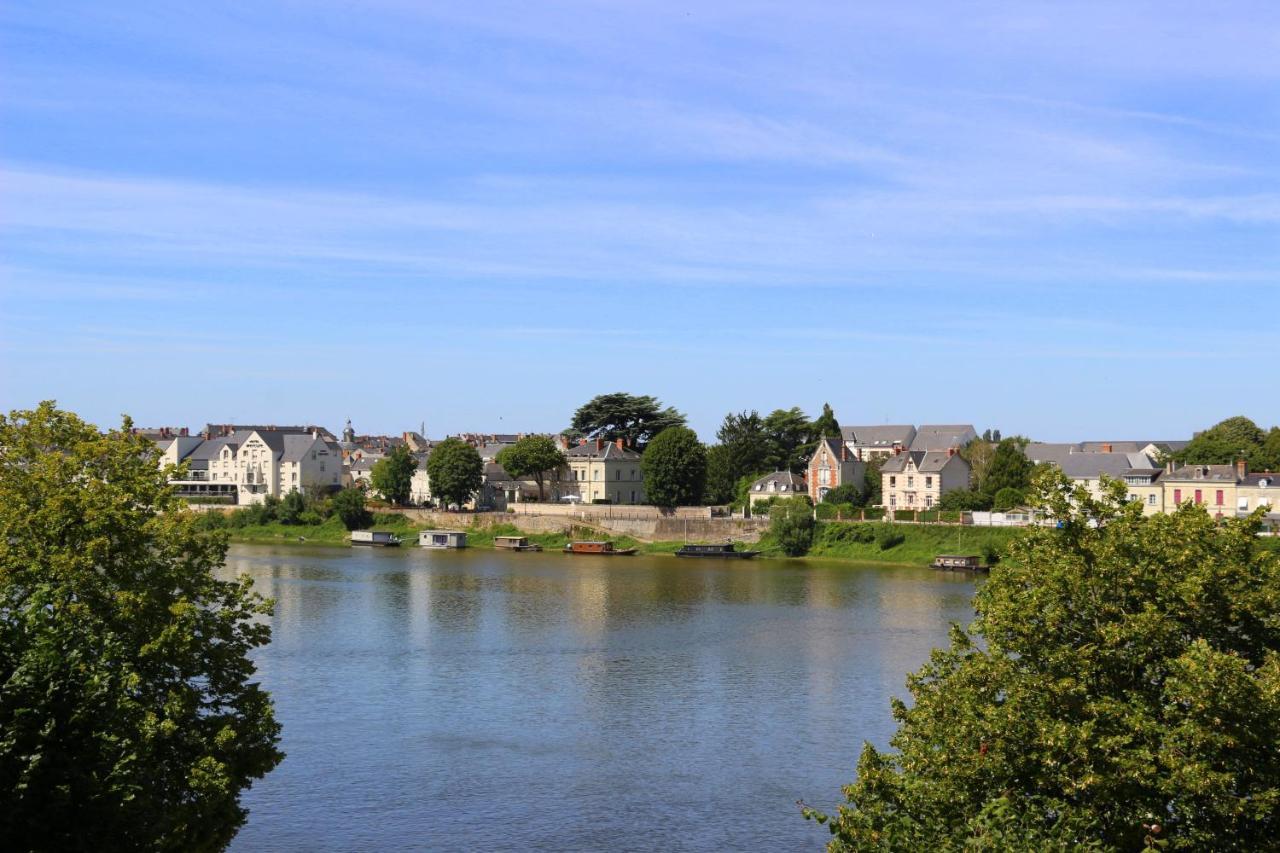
[2,2,1277,441]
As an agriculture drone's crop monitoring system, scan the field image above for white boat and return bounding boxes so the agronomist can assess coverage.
[350,530,402,547]
[419,530,467,549]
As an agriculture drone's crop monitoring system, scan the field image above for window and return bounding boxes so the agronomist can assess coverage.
[1148,494,1156,506]
[1215,490,1224,506]
[1194,489,1202,505]
[1239,497,1249,510]
[616,470,620,480]
[907,476,914,487]
[889,494,897,507]
[1174,489,1182,504]
[925,496,933,508]
[925,477,932,488]
[890,476,896,487]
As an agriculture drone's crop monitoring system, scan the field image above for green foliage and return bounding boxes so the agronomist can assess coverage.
[822,482,863,506]
[369,444,416,505]
[569,392,685,449]
[0,403,282,849]
[981,437,1033,498]
[331,487,373,530]
[815,502,857,520]
[278,488,308,524]
[812,468,1280,850]
[937,487,993,511]
[980,541,1001,566]
[769,497,815,556]
[992,486,1025,511]
[1176,416,1280,470]
[702,444,737,505]
[960,438,996,492]
[716,410,771,482]
[876,523,905,550]
[494,435,566,501]
[426,438,484,509]
[641,426,707,508]
[809,402,841,440]
[762,407,811,473]
[862,456,884,506]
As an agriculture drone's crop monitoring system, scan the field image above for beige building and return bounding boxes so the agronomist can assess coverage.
[208,429,342,505]
[1238,472,1279,530]
[1161,463,1240,520]
[807,438,866,503]
[747,471,808,506]
[880,450,970,510]
[559,438,645,504]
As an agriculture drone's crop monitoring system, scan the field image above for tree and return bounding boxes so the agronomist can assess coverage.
[769,497,815,556]
[494,435,566,501]
[716,410,771,484]
[703,444,737,505]
[331,486,373,530]
[807,468,1280,850]
[426,438,484,509]
[981,428,993,442]
[960,437,996,493]
[0,403,283,850]
[822,483,864,507]
[936,487,993,511]
[863,456,884,506]
[991,486,1024,511]
[762,407,811,473]
[278,488,308,524]
[981,437,1032,498]
[369,444,416,505]
[569,392,685,449]
[1176,416,1272,469]
[809,402,841,441]
[641,426,707,508]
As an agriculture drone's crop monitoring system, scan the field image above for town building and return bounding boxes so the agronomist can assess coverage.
[880,450,969,510]
[1161,464,1239,520]
[559,437,645,504]
[909,424,978,452]
[209,428,342,505]
[841,425,916,460]
[807,438,866,504]
[747,471,808,506]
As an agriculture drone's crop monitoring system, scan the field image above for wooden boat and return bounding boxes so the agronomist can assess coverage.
[494,535,542,552]
[419,530,467,549]
[350,530,402,547]
[563,540,637,556]
[675,542,760,559]
[930,554,987,572]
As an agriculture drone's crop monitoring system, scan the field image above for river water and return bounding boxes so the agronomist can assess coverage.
[219,544,975,852]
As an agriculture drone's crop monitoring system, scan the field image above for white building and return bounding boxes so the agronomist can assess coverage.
[204,429,342,505]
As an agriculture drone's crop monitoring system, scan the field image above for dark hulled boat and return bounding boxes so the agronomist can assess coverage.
[674,542,760,559]
[563,541,637,556]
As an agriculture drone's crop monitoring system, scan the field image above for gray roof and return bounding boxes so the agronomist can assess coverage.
[751,471,807,490]
[565,441,641,460]
[349,457,377,472]
[881,450,967,474]
[909,425,977,452]
[841,424,916,447]
[1053,453,1137,480]
[281,434,322,463]
[1163,464,1240,483]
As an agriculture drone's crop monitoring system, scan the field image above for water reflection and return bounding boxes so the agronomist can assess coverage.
[219,545,974,852]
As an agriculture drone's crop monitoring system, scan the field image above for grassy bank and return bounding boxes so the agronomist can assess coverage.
[756,521,1025,566]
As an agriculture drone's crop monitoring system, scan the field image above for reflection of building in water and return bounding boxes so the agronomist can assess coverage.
[567,566,610,638]
[406,562,432,648]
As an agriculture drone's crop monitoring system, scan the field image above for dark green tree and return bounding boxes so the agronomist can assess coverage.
[807,468,1280,850]
[762,407,812,472]
[278,488,308,524]
[0,403,283,850]
[991,486,1025,511]
[716,410,771,483]
[703,444,737,505]
[1176,416,1272,469]
[640,426,707,508]
[569,392,685,449]
[369,444,416,505]
[769,497,815,556]
[426,438,484,509]
[937,487,994,511]
[822,483,864,507]
[981,437,1033,498]
[809,402,841,440]
[863,456,884,506]
[331,487,373,530]
[495,435,566,501]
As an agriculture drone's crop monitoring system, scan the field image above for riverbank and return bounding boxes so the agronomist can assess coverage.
[216,513,1032,567]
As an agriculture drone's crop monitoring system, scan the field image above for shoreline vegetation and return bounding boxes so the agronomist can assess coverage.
[206,510,1029,567]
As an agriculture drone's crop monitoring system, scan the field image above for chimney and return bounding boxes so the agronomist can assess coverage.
[616,438,625,450]
[1237,458,1248,480]
[595,438,604,451]
[1166,459,1175,474]
[947,446,956,457]
[840,443,847,461]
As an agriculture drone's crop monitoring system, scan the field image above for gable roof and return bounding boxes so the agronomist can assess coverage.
[881,450,967,474]
[841,424,916,447]
[564,441,641,461]
[750,471,807,490]
[909,425,977,452]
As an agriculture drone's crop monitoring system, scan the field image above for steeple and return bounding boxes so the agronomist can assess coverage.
[342,418,355,444]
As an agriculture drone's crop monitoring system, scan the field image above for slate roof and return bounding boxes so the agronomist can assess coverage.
[841,424,916,448]
[909,425,977,452]
[750,471,807,492]
[880,450,966,474]
[565,441,641,460]
[1163,464,1241,483]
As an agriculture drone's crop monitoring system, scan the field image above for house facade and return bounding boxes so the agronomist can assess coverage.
[560,438,645,504]
[880,450,970,510]
[841,425,916,460]
[1161,464,1240,520]
[807,438,865,503]
[747,471,808,506]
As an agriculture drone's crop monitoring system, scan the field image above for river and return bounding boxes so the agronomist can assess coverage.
[219,543,976,851]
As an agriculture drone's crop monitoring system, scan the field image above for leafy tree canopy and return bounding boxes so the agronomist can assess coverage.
[1176,416,1279,470]
[809,468,1280,850]
[981,436,1033,498]
[822,483,865,507]
[703,444,737,505]
[641,426,707,508]
[494,435,566,501]
[0,402,283,850]
[809,402,841,441]
[762,407,812,473]
[369,443,416,505]
[716,410,772,486]
[936,487,993,512]
[331,487,372,530]
[426,438,484,509]
[769,497,815,556]
[569,392,685,449]
[991,486,1025,511]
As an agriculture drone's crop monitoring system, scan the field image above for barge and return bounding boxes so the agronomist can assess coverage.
[494,535,542,552]
[674,542,760,559]
[563,541,637,556]
[350,530,402,547]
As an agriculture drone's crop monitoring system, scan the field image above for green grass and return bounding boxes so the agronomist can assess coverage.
[756,521,1025,565]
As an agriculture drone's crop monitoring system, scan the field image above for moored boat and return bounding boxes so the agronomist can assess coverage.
[494,535,542,552]
[419,530,467,549]
[350,530,402,547]
[563,540,637,556]
[675,542,760,559]
[930,554,987,572]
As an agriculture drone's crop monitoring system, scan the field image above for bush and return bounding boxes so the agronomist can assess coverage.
[992,486,1025,511]
[822,483,863,507]
[297,510,323,526]
[331,488,373,531]
[876,523,905,550]
[770,498,815,556]
[938,488,994,512]
[823,523,877,545]
[981,541,1001,566]
[278,490,308,525]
